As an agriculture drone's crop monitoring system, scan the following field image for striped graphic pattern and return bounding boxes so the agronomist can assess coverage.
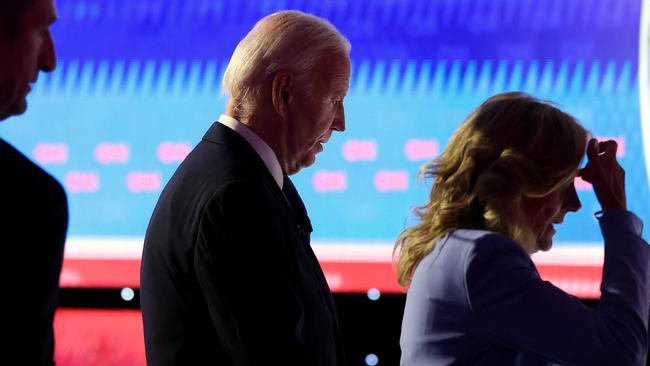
[2,0,645,245]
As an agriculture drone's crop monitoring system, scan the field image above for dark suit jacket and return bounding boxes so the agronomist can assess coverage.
[141,122,344,365]
[0,138,68,366]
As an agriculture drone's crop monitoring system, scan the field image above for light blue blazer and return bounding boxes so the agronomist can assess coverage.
[400,210,650,365]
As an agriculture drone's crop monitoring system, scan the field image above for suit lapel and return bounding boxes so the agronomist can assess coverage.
[283,175,341,340]
[281,175,313,243]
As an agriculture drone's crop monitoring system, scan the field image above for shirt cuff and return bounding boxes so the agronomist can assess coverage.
[598,209,643,237]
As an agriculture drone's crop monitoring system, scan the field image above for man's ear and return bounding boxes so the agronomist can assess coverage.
[272,71,292,118]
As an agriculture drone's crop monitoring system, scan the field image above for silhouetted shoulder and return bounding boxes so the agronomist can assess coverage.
[0,138,66,208]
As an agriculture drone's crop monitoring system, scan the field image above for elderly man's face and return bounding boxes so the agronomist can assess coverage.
[0,0,57,121]
[284,53,350,174]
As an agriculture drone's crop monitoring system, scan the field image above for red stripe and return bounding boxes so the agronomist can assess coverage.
[54,309,145,365]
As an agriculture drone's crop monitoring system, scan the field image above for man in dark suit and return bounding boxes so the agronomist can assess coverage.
[0,0,68,365]
[141,10,351,365]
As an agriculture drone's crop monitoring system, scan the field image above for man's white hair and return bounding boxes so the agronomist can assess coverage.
[222,10,351,118]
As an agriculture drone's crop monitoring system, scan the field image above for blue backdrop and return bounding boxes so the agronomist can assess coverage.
[2,0,647,246]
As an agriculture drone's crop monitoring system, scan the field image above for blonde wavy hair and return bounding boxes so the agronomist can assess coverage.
[394,92,589,286]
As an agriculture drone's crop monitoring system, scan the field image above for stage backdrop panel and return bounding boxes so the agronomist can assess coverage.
[2,0,650,298]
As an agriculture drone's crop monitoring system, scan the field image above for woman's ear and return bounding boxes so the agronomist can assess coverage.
[272,71,292,118]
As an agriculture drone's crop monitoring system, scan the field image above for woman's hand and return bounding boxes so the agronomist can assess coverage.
[578,138,626,211]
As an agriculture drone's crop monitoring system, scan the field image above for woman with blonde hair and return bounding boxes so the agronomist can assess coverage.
[396,92,649,365]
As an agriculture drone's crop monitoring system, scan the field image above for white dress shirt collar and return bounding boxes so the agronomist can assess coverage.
[217,114,284,189]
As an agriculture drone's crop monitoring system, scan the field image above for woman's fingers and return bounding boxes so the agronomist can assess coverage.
[578,166,592,183]
[598,140,618,161]
[582,138,626,211]
[579,138,600,184]
[586,138,599,161]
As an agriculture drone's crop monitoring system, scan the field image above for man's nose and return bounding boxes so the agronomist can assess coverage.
[39,30,57,73]
[332,104,345,132]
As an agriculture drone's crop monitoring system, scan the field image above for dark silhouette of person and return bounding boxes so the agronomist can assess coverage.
[0,1,68,365]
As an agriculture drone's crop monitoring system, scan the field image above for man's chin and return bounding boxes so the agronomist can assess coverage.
[299,152,317,169]
[287,151,318,175]
[1,100,28,121]
[0,108,21,122]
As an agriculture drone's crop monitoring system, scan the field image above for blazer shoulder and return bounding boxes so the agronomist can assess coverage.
[450,230,528,258]
[434,230,525,264]
[458,231,533,281]
[430,230,533,300]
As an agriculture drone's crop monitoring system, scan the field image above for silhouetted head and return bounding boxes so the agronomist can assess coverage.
[0,0,57,121]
